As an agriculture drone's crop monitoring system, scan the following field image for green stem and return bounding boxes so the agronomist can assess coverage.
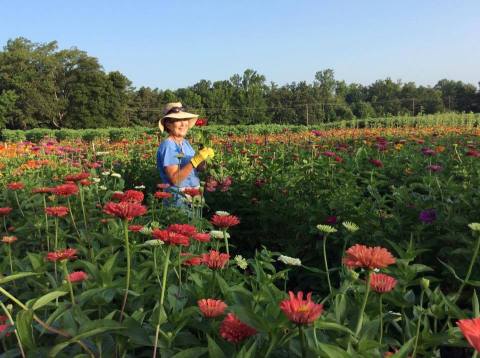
[299,325,307,358]
[62,261,75,305]
[0,301,26,358]
[43,195,50,251]
[412,290,425,358]
[223,228,229,257]
[7,245,14,275]
[323,233,332,296]
[454,234,480,303]
[355,271,371,337]
[78,186,88,231]
[3,217,7,234]
[120,220,131,320]
[379,295,384,346]
[153,245,172,358]
[14,192,25,217]
[67,197,81,239]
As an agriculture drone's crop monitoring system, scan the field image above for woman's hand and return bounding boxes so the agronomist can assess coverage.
[191,147,215,168]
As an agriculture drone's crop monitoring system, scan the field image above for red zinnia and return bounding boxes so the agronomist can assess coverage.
[154,191,173,199]
[466,150,480,158]
[151,229,190,246]
[201,250,230,270]
[219,313,256,343]
[211,214,240,229]
[279,291,324,325]
[103,201,147,221]
[52,183,79,197]
[64,172,90,182]
[157,183,170,190]
[0,207,13,216]
[181,253,203,266]
[369,159,384,168]
[343,244,396,270]
[111,192,125,201]
[121,190,144,203]
[68,271,88,283]
[457,318,480,352]
[183,188,201,197]
[167,224,197,237]
[198,298,227,318]
[47,248,78,262]
[369,273,397,293]
[193,232,211,243]
[7,182,24,190]
[45,206,69,217]
[128,225,144,232]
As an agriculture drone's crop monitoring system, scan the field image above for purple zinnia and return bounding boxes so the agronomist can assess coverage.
[427,164,443,172]
[325,215,337,225]
[419,209,437,224]
[421,147,436,156]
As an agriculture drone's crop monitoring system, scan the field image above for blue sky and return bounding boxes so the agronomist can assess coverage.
[1,0,479,90]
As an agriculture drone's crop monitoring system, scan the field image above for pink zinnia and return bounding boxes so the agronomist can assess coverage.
[45,206,69,217]
[68,271,88,283]
[198,299,227,318]
[280,291,323,325]
[47,248,78,262]
[0,207,13,216]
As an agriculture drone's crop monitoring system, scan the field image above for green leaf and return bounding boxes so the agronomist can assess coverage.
[16,310,35,350]
[0,272,39,285]
[316,320,354,336]
[473,290,479,317]
[171,347,208,358]
[391,337,415,358]
[438,258,464,283]
[317,342,351,358]
[207,334,225,358]
[32,291,68,311]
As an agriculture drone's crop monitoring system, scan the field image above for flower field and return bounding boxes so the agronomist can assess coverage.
[0,121,480,357]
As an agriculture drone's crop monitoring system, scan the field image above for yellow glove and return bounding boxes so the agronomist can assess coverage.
[191,147,215,168]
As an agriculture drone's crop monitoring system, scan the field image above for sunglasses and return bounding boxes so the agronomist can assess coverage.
[165,106,185,115]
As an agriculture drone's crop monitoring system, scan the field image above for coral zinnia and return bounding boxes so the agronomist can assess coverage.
[52,183,79,197]
[68,271,88,283]
[201,250,230,269]
[279,291,324,325]
[219,313,256,343]
[151,229,190,246]
[198,299,227,318]
[45,206,69,217]
[211,214,240,229]
[181,253,203,266]
[457,318,480,352]
[369,273,397,293]
[193,232,211,243]
[47,248,78,262]
[120,190,144,203]
[103,201,147,221]
[343,244,396,270]
[2,236,18,244]
[0,207,13,216]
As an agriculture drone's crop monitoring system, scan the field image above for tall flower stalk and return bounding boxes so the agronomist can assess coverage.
[61,261,75,305]
[455,223,480,303]
[120,220,131,319]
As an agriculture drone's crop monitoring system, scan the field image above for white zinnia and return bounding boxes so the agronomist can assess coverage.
[99,185,107,190]
[111,173,121,178]
[468,223,480,232]
[342,221,359,233]
[215,211,230,216]
[278,255,302,266]
[316,224,337,234]
[101,171,111,176]
[210,230,230,239]
[234,255,248,270]
[144,239,164,247]
[134,185,145,190]
[92,177,101,183]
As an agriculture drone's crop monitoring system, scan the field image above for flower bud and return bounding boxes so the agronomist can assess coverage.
[421,278,430,290]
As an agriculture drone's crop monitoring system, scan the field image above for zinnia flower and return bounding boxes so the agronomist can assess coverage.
[154,191,173,199]
[0,207,13,216]
[7,182,24,190]
[201,250,230,269]
[457,318,480,352]
[369,273,397,293]
[167,224,197,237]
[181,253,203,266]
[219,313,256,343]
[342,221,359,232]
[67,271,88,283]
[2,236,17,244]
[103,201,147,221]
[45,206,69,217]
[32,187,54,194]
[280,291,324,325]
[183,188,201,197]
[234,255,248,270]
[211,214,240,229]
[343,244,396,270]
[369,159,383,168]
[198,299,227,318]
[151,229,190,246]
[419,209,437,224]
[128,225,144,232]
[193,232,211,243]
[121,190,144,203]
[47,248,78,262]
[278,255,302,266]
[52,183,79,197]
[64,172,90,182]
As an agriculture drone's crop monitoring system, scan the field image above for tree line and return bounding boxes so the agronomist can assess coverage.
[1,37,479,129]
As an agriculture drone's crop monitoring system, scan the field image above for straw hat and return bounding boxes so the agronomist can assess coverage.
[158,102,199,133]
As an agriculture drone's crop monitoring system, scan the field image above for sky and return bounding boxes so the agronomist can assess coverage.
[1,0,479,90]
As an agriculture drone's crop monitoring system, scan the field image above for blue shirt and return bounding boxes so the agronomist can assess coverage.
[156,138,200,188]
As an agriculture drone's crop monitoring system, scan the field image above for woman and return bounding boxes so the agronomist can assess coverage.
[156,102,214,208]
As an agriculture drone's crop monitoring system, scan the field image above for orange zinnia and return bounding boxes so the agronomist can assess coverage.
[343,244,396,270]
[280,291,324,325]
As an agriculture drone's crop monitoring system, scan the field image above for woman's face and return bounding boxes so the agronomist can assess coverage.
[166,119,189,138]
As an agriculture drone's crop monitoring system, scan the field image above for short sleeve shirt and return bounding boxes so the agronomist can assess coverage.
[156,138,200,188]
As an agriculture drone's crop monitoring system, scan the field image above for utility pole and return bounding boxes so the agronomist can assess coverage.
[306,104,309,126]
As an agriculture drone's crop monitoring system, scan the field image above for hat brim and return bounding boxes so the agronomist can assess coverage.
[158,112,199,133]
